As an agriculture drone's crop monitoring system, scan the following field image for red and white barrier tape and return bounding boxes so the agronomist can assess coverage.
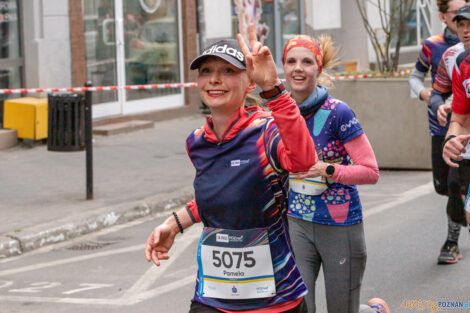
[0,69,412,95]
[329,69,412,81]
[0,82,198,95]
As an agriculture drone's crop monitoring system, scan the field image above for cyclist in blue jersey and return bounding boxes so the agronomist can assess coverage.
[145,25,316,312]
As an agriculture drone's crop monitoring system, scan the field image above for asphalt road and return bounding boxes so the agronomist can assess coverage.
[1,171,469,313]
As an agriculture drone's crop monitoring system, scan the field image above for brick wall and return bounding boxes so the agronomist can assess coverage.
[69,0,86,87]
[182,0,200,108]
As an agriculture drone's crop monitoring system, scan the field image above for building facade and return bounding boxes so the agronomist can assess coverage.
[0,0,442,120]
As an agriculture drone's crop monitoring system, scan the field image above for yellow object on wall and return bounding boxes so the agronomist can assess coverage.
[3,97,48,140]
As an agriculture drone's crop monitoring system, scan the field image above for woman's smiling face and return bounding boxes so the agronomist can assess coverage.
[284,46,319,97]
[197,57,251,111]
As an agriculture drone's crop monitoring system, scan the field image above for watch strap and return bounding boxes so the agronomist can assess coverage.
[259,83,286,99]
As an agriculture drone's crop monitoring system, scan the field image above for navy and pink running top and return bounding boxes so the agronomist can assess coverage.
[186,93,316,311]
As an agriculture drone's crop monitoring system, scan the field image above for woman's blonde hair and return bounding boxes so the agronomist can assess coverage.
[317,34,341,88]
[245,93,264,108]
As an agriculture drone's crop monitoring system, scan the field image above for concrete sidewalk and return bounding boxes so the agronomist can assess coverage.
[0,114,206,258]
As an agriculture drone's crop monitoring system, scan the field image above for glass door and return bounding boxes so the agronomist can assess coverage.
[0,0,22,91]
[83,0,184,118]
[0,0,21,127]
[83,0,120,117]
[122,0,183,114]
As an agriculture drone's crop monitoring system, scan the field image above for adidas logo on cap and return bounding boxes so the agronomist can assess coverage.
[202,44,245,62]
[190,39,246,70]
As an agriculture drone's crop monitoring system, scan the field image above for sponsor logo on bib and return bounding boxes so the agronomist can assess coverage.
[216,233,229,243]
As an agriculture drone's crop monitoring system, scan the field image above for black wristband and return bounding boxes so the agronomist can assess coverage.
[442,135,456,150]
[172,211,184,234]
[259,83,285,99]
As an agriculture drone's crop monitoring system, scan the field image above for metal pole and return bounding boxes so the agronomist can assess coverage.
[85,81,93,200]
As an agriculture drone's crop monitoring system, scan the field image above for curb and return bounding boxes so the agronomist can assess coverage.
[0,186,194,259]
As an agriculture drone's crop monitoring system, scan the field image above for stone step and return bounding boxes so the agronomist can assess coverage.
[0,129,18,150]
[92,120,154,136]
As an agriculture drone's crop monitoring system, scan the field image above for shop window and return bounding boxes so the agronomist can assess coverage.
[390,0,432,48]
[0,0,22,127]
[0,0,22,89]
[124,0,181,101]
[197,0,302,65]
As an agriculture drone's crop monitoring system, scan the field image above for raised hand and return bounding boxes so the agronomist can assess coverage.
[442,134,470,167]
[237,24,281,91]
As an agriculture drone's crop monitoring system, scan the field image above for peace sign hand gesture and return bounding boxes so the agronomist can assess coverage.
[237,24,281,91]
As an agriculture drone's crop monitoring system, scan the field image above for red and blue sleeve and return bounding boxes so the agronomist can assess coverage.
[265,92,317,173]
[416,41,431,73]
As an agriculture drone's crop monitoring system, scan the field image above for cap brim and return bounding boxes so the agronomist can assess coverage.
[453,12,470,22]
[190,53,246,70]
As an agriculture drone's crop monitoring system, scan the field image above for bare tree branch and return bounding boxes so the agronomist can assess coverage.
[355,0,417,73]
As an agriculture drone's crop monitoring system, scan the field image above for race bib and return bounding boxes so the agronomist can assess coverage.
[289,175,327,196]
[197,227,276,299]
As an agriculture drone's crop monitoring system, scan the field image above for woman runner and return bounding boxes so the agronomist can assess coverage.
[282,34,385,313]
[145,25,315,312]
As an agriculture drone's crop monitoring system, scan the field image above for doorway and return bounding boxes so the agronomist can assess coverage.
[83,0,184,118]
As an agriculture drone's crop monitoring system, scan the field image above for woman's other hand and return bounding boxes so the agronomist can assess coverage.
[145,223,177,266]
[292,161,329,179]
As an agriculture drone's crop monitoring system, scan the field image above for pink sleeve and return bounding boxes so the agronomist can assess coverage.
[266,92,317,172]
[331,133,379,185]
[186,199,201,223]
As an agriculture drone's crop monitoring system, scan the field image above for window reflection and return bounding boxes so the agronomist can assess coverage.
[83,0,118,105]
[229,0,301,64]
[124,0,181,101]
[280,0,300,47]
[390,1,429,48]
[0,0,20,59]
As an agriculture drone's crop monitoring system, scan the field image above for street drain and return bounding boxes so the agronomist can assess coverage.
[66,240,114,251]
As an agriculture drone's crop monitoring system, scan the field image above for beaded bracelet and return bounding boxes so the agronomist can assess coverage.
[172,211,184,234]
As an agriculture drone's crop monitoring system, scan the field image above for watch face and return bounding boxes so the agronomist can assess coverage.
[326,165,335,175]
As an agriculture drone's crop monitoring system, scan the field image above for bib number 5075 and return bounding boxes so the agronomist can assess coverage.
[212,250,256,269]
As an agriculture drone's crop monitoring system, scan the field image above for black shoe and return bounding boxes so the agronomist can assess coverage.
[437,240,462,264]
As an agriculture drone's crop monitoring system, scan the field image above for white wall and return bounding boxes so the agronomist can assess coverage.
[22,0,71,89]
[202,0,232,39]
[306,0,341,30]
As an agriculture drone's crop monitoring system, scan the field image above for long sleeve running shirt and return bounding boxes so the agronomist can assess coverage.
[186,92,316,311]
[410,28,460,136]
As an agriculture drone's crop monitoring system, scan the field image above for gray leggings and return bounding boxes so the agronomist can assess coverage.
[288,217,370,313]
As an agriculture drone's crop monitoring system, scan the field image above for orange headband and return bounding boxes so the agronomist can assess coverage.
[282,35,323,73]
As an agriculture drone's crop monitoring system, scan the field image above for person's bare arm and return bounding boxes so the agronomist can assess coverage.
[144,207,194,266]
